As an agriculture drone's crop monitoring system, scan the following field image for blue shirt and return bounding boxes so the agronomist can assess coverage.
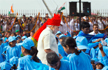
[6,45,20,62]
[90,47,99,61]
[0,43,4,63]
[59,60,71,70]
[98,46,108,66]
[58,43,67,57]
[3,37,9,47]
[17,55,54,70]
[62,51,93,70]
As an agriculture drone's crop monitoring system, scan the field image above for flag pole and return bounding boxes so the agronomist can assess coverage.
[42,0,53,17]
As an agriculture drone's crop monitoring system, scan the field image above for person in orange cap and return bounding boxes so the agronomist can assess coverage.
[32,14,61,65]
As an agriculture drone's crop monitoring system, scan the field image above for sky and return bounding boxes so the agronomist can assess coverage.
[0,0,108,17]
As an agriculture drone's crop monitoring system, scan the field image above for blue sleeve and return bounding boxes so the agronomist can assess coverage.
[6,49,9,62]
[17,58,24,70]
[90,48,95,58]
[69,58,77,70]
[61,57,69,61]
[102,56,108,66]
[18,48,21,58]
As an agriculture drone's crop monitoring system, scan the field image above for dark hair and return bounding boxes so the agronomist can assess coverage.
[96,63,104,68]
[46,52,59,64]
[93,24,98,27]
[11,64,17,69]
[23,46,39,62]
[61,37,81,55]
[61,37,76,49]
[81,22,90,29]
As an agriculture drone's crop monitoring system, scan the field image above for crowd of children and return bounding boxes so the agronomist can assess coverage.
[0,20,108,70]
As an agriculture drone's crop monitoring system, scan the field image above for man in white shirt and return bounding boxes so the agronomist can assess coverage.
[97,17,105,30]
[89,24,101,35]
[69,16,75,33]
[36,14,61,65]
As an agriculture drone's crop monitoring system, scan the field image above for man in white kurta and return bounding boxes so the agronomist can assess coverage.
[37,26,58,65]
[36,14,61,65]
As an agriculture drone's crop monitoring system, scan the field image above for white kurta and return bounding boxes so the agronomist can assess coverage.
[37,27,58,65]
[97,20,104,30]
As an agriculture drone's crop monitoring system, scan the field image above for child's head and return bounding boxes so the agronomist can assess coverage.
[8,36,16,47]
[61,37,77,54]
[16,36,21,43]
[22,36,27,41]
[15,30,20,35]
[81,22,90,34]
[47,52,60,69]
[95,62,104,69]
[76,36,89,52]
[21,38,39,62]
[56,31,62,38]
[59,34,66,43]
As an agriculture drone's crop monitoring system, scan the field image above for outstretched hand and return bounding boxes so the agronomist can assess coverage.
[59,54,63,59]
[99,43,103,51]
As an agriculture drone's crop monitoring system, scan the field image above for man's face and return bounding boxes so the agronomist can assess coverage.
[93,26,98,32]
[52,26,59,33]
[82,28,90,34]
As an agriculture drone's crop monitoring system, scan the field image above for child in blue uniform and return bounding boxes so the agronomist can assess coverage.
[47,52,70,70]
[58,34,67,57]
[9,56,18,70]
[98,43,108,66]
[21,36,27,41]
[6,36,21,62]
[0,38,4,63]
[61,37,93,70]
[17,38,54,70]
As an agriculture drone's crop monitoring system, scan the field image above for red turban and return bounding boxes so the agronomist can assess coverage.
[33,14,61,41]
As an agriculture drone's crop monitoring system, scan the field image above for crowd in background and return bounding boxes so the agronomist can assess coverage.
[0,13,108,36]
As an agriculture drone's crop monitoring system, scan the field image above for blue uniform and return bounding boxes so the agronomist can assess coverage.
[58,43,67,57]
[102,66,108,70]
[98,46,108,66]
[66,31,71,37]
[3,37,9,47]
[6,45,20,62]
[0,61,11,70]
[90,47,99,61]
[59,60,71,70]
[17,55,54,70]
[77,31,105,43]
[62,51,93,70]
[0,43,4,63]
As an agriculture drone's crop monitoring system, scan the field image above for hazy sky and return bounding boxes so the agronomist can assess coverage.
[0,0,108,16]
